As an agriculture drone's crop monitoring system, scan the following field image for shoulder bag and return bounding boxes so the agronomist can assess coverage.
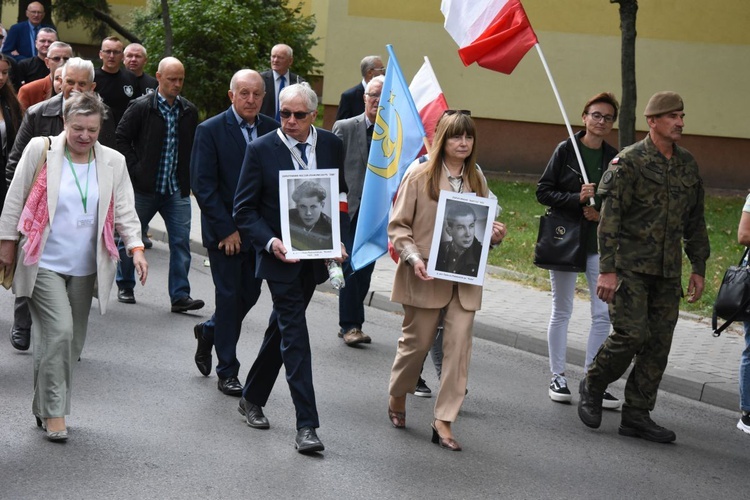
[712,247,750,337]
[533,208,587,273]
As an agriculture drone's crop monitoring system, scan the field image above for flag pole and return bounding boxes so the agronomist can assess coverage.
[534,43,595,205]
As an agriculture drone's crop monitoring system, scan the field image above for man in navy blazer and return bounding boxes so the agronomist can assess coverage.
[259,44,304,121]
[334,55,384,121]
[190,69,280,397]
[233,83,348,454]
[2,2,53,61]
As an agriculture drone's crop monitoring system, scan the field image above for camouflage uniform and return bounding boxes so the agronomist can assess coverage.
[587,134,710,416]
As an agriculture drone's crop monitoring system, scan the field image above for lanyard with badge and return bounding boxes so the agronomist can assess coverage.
[277,127,317,169]
[65,147,95,229]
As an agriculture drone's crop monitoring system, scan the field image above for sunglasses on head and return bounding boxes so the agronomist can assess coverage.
[279,110,313,120]
[442,109,471,117]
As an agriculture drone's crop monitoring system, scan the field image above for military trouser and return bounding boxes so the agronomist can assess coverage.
[587,269,681,413]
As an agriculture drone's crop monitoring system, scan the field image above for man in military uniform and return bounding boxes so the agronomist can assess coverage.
[577,91,710,443]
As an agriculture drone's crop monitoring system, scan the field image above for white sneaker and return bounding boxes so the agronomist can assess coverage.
[549,374,572,403]
[602,389,622,410]
[738,413,750,434]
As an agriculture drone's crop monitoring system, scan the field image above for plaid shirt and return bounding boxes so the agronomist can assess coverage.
[155,92,181,195]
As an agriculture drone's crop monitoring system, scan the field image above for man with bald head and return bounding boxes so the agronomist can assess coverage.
[124,43,157,96]
[2,1,54,61]
[259,44,305,121]
[189,69,280,395]
[115,57,204,312]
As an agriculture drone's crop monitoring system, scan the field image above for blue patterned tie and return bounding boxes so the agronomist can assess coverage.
[276,75,286,121]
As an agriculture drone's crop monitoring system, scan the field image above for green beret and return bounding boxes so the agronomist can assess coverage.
[644,91,684,117]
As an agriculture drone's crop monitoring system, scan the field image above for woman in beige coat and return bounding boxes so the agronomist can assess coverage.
[387,112,506,450]
[0,92,148,441]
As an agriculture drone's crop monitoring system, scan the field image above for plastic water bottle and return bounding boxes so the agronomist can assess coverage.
[327,260,345,290]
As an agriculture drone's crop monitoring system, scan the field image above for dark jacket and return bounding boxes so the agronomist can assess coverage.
[334,83,365,121]
[259,70,305,118]
[0,95,20,211]
[5,93,117,187]
[116,91,198,197]
[536,130,617,220]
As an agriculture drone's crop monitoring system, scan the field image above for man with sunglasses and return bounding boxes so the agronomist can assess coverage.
[17,41,71,109]
[12,27,56,89]
[233,82,348,454]
[95,36,137,125]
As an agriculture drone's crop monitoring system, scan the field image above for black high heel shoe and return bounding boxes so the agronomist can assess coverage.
[431,421,461,451]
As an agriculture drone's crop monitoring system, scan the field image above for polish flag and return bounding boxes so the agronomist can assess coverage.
[408,57,448,154]
[441,0,538,74]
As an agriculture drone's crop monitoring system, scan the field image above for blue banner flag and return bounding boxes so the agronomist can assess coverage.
[350,45,426,270]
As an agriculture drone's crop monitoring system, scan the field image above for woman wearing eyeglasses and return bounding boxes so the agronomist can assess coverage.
[536,92,622,408]
[387,111,506,451]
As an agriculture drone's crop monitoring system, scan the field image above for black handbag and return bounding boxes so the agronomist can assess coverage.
[712,247,750,336]
[533,209,588,273]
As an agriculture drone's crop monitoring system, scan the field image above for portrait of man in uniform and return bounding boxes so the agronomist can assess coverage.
[435,201,483,277]
[288,180,333,251]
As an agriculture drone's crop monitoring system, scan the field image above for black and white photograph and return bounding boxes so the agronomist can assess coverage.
[427,191,497,285]
[280,169,341,259]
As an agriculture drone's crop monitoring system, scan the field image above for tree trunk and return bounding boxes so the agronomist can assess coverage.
[91,9,140,43]
[161,0,173,56]
[612,0,638,148]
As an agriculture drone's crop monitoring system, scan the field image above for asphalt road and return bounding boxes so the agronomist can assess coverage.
[0,244,747,499]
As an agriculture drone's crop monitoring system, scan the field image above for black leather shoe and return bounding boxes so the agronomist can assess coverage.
[117,288,136,304]
[238,398,270,429]
[619,413,676,443]
[10,326,30,351]
[217,376,243,396]
[171,296,205,313]
[295,426,324,453]
[578,378,603,429]
[193,323,212,377]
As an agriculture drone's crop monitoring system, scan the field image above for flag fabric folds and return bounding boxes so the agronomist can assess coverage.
[441,0,538,74]
[350,45,426,271]
[409,57,449,155]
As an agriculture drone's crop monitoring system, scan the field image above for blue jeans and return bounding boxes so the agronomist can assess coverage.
[742,322,750,412]
[338,213,375,333]
[117,191,192,302]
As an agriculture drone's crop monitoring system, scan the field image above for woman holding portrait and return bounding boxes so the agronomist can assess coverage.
[387,111,506,451]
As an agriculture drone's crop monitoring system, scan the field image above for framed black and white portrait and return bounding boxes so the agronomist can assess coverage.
[427,191,497,285]
[279,169,341,260]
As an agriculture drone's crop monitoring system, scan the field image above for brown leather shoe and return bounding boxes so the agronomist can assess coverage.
[342,328,367,346]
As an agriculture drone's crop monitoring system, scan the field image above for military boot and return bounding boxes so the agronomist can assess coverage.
[619,410,676,443]
[578,378,604,428]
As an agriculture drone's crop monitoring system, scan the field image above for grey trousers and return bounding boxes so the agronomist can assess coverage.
[29,268,96,418]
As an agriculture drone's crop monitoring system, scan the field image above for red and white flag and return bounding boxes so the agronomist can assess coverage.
[408,57,449,154]
[441,0,538,74]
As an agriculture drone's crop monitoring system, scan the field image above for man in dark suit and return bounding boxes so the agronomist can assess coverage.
[334,55,385,121]
[259,44,304,121]
[288,181,333,251]
[332,75,383,346]
[233,82,348,454]
[190,69,280,396]
[2,2,53,61]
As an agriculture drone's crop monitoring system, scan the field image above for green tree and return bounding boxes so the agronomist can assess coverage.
[132,0,319,117]
[610,0,638,148]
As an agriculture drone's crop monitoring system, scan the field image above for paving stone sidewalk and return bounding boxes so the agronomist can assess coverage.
[149,197,744,412]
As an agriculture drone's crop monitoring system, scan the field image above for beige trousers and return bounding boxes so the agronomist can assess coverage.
[29,268,96,418]
[389,286,475,422]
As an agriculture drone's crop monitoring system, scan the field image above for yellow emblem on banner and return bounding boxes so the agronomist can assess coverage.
[367,101,403,179]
